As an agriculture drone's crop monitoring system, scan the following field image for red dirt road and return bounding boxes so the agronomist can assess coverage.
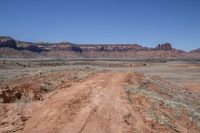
[23,72,134,133]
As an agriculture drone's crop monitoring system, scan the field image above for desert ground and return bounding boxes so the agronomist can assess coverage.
[0,58,199,133]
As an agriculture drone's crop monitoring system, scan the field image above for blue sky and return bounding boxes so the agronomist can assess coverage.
[0,0,200,51]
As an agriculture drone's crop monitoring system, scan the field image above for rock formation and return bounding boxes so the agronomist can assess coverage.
[1,36,200,59]
[154,43,172,51]
[0,36,17,49]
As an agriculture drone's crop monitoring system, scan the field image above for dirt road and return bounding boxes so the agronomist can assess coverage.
[23,72,135,133]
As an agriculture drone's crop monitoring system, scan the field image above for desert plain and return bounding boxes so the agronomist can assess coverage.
[0,58,199,133]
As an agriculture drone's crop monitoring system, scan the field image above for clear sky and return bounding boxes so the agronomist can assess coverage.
[1,0,200,51]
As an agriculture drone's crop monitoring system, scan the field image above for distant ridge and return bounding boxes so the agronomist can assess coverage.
[0,36,200,59]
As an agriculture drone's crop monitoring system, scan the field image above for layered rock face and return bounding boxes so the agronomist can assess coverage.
[78,44,145,51]
[155,43,172,51]
[51,42,82,52]
[0,36,17,49]
[76,43,173,52]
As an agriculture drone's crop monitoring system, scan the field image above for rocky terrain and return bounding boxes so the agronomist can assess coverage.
[1,36,200,59]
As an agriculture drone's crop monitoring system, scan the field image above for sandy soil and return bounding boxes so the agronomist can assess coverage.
[0,59,199,133]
